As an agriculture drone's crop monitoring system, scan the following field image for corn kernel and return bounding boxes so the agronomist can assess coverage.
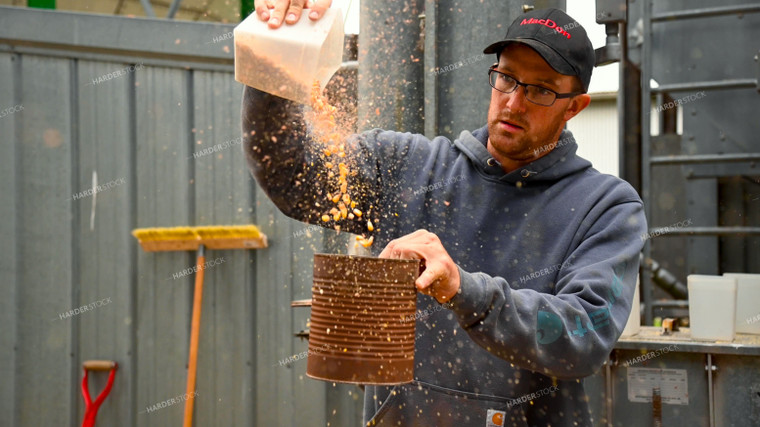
[353,208,362,217]
[321,214,330,222]
[367,220,374,231]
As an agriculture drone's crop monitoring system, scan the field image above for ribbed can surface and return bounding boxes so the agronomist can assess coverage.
[306,254,419,385]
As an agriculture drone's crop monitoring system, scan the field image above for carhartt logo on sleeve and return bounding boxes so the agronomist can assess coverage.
[486,409,505,427]
[520,17,571,39]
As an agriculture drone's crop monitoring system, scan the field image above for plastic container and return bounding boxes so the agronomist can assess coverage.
[620,277,640,337]
[307,254,419,385]
[233,8,344,104]
[723,273,760,335]
[687,274,737,341]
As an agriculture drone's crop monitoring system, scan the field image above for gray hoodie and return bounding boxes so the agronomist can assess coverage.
[242,87,647,426]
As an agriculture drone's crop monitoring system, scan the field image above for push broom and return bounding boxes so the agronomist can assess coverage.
[132,225,267,427]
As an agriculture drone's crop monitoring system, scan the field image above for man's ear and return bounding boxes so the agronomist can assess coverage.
[563,94,591,122]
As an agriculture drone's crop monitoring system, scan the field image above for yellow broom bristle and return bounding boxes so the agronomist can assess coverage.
[132,225,262,242]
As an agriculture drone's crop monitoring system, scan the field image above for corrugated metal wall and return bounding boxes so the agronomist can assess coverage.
[0,6,362,426]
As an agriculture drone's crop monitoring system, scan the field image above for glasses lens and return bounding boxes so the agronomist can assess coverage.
[490,71,516,93]
[524,86,556,106]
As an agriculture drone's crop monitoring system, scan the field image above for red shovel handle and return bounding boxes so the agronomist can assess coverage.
[81,361,118,427]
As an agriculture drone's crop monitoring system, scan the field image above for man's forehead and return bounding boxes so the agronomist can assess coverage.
[497,45,567,87]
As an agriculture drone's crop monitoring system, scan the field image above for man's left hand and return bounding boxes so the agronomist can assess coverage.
[379,230,461,303]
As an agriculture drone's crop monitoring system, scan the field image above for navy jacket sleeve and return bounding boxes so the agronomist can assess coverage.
[449,199,646,379]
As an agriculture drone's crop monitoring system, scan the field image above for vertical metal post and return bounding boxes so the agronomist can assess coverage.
[139,0,157,18]
[640,0,654,326]
[358,0,425,133]
[167,0,182,19]
[423,0,438,139]
[605,358,614,426]
[706,354,716,427]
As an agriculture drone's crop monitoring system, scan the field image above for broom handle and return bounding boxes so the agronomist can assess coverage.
[183,244,205,427]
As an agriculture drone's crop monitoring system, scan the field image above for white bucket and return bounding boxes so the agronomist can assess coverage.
[723,273,760,335]
[687,275,737,341]
[620,277,640,337]
[234,8,345,104]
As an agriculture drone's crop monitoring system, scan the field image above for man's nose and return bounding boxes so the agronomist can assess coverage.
[503,85,528,113]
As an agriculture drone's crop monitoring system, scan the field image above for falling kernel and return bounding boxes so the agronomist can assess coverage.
[321,214,330,222]
[353,208,362,217]
[367,220,374,231]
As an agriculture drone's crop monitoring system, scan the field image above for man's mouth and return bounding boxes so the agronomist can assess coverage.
[498,118,525,132]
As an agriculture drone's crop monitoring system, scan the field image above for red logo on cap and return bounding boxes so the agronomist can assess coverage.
[520,18,571,39]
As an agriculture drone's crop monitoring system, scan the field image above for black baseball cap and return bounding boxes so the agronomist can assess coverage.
[484,8,595,92]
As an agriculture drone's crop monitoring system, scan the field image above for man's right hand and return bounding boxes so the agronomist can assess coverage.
[253,0,333,29]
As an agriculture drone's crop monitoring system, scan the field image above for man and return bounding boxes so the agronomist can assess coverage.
[243,4,646,426]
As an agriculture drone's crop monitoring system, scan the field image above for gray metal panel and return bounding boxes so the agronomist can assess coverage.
[74,59,136,427]
[609,350,710,426]
[134,65,194,426]
[712,354,760,426]
[255,194,304,426]
[15,53,76,426]
[191,70,256,427]
[0,6,235,67]
[0,51,18,427]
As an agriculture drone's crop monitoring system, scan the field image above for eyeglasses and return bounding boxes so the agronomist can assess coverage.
[488,66,583,107]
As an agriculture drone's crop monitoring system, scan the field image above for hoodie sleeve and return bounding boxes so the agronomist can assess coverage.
[449,198,646,380]
[241,86,431,234]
